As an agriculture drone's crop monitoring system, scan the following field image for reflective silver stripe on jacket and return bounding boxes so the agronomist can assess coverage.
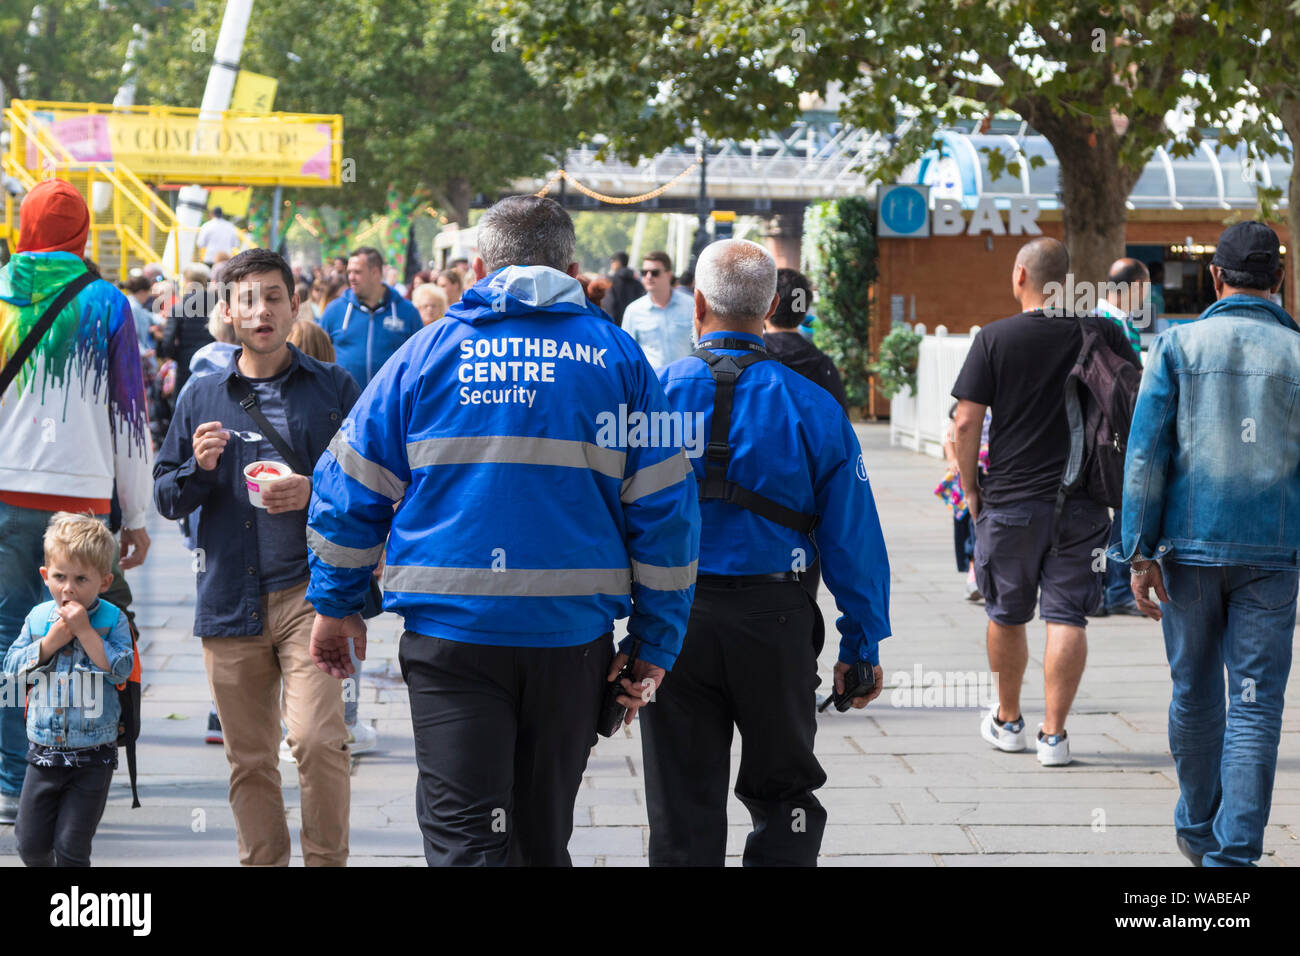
[307,527,386,569]
[621,449,691,504]
[405,435,626,480]
[329,432,408,501]
[383,564,632,596]
[632,558,698,591]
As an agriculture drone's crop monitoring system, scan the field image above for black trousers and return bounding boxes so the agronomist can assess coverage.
[799,560,822,602]
[954,512,974,573]
[398,631,612,866]
[640,579,827,866]
[15,760,114,867]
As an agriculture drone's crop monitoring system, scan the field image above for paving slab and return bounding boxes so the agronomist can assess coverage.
[5,423,1297,867]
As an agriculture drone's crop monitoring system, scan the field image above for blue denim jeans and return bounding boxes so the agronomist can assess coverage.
[1160,561,1297,866]
[0,502,56,796]
[1104,517,1132,609]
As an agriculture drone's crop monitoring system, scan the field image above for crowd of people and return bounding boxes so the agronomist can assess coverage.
[0,177,1293,871]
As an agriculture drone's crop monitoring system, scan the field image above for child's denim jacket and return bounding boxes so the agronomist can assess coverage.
[1,598,134,749]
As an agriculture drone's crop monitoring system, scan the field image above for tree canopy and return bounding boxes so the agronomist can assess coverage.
[136,0,589,224]
[0,0,160,105]
[503,0,1297,285]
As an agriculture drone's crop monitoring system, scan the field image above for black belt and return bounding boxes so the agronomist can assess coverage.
[696,571,801,588]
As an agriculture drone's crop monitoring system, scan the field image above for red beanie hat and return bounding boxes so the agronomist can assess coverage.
[16,179,90,254]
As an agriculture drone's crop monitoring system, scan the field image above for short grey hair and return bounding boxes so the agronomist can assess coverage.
[476,195,576,273]
[694,239,777,322]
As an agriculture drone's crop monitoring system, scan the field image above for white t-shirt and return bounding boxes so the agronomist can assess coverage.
[196,217,241,260]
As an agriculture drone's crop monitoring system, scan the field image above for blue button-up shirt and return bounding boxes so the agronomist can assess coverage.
[623,288,696,372]
[659,331,892,664]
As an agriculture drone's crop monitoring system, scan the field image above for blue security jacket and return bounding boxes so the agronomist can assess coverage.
[659,331,892,665]
[319,283,423,388]
[1117,294,1300,569]
[306,266,701,671]
[2,598,134,749]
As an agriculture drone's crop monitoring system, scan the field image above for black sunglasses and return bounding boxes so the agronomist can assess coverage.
[641,268,663,278]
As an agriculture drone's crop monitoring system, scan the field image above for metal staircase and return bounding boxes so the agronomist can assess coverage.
[1,99,184,280]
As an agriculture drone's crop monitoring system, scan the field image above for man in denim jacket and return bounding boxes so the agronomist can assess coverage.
[1119,221,1298,867]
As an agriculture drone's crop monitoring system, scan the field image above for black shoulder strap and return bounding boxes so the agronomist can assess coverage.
[694,341,820,535]
[229,375,310,475]
[0,271,96,397]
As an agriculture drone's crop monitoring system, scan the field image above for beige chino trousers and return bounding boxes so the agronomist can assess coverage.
[202,580,350,866]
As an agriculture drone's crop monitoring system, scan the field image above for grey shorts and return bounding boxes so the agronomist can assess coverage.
[973,496,1110,627]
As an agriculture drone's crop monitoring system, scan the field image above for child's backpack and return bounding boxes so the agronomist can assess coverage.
[117,616,143,809]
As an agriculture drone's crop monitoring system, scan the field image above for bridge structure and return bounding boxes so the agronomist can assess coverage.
[488,112,1292,268]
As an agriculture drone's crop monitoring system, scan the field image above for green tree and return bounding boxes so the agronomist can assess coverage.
[139,0,589,225]
[571,211,673,273]
[502,0,1289,286]
[803,197,876,409]
[0,0,158,106]
[1205,0,1300,317]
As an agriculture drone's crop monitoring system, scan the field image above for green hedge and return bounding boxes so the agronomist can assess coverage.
[802,196,878,409]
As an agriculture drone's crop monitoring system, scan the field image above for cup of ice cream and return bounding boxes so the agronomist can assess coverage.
[244,460,291,508]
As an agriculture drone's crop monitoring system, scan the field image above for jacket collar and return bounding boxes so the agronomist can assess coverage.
[218,342,305,384]
[1201,293,1299,333]
[345,283,396,312]
[700,330,764,347]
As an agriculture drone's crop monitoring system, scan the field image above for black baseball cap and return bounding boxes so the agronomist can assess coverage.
[1212,221,1280,275]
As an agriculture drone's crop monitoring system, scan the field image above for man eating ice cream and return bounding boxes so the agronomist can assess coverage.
[152,248,360,866]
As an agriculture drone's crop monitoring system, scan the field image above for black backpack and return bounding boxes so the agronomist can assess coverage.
[116,616,143,809]
[1059,314,1143,509]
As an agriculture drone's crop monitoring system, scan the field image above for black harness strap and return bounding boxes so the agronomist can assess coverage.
[694,339,820,535]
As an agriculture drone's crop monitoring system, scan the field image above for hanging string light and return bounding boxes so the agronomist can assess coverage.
[535,163,700,205]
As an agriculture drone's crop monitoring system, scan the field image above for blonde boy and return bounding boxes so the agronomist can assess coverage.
[0,513,134,866]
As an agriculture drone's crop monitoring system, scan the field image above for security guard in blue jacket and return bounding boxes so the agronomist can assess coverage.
[642,238,892,867]
[306,197,699,866]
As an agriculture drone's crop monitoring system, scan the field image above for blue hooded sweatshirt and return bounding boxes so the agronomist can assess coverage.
[306,266,700,670]
[318,282,422,387]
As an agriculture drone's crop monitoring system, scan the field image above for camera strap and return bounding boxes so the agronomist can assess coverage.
[230,375,310,475]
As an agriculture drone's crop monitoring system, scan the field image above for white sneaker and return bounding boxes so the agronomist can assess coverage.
[1037,726,1071,766]
[979,702,1026,752]
[346,721,377,755]
[279,737,296,764]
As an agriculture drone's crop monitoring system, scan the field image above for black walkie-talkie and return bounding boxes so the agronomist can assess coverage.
[818,661,876,713]
[597,639,642,737]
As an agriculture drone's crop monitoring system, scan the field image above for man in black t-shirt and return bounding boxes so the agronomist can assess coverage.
[951,237,1141,768]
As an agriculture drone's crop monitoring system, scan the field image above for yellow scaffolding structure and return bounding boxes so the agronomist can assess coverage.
[1,99,343,281]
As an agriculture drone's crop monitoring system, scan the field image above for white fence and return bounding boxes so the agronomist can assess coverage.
[888,325,980,459]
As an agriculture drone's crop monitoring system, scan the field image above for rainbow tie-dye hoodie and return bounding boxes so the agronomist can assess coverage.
[0,251,153,528]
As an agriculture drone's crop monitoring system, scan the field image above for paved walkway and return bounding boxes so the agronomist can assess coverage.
[3,423,1297,866]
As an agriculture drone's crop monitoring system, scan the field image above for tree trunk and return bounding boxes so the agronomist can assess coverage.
[439,176,473,228]
[1280,97,1300,320]
[1015,98,1142,290]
